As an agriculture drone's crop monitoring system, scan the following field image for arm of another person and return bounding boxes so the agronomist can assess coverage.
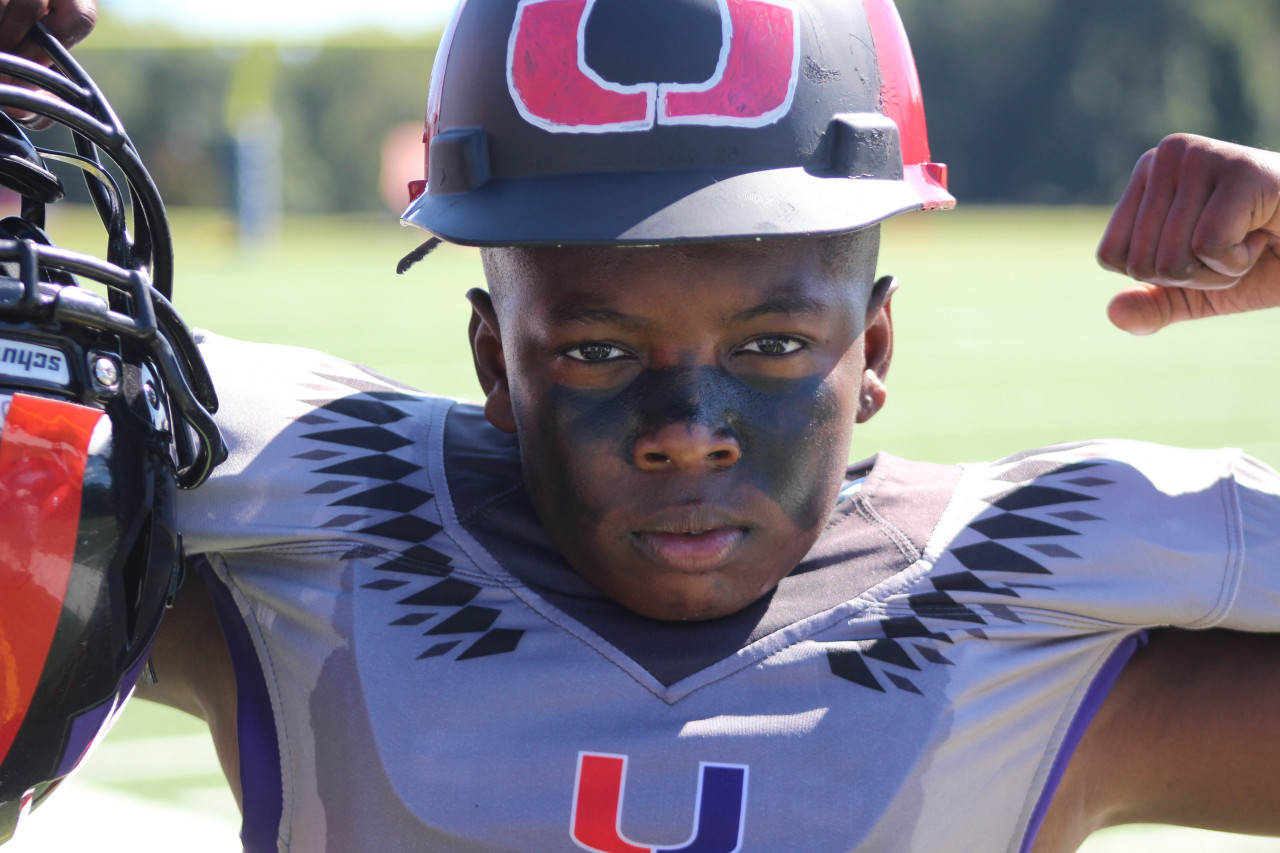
[1037,136,1280,851]
[136,568,245,811]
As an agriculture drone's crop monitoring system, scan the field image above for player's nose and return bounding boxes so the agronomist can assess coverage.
[633,422,741,472]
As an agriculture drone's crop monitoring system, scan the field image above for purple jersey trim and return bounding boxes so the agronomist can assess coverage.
[54,699,111,779]
[54,652,151,778]
[1018,630,1149,853]
[197,558,284,853]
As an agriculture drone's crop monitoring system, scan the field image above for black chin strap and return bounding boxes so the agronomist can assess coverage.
[396,236,442,275]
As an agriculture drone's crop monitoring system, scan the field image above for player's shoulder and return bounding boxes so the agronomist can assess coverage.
[195,330,429,400]
[178,333,474,548]
[965,438,1279,498]
[907,439,1280,630]
[192,330,458,440]
[949,438,1280,555]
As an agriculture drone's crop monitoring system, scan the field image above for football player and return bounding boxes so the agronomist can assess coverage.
[10,1,1280,852]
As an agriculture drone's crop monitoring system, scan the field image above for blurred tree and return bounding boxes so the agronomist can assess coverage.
[55,31,437,215]
[276,47,433,212]
[898,0,1280,203]
[74,49,232,208]
[31,4,1280,211]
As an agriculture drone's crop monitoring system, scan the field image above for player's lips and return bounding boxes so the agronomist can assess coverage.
[631,509,748,573]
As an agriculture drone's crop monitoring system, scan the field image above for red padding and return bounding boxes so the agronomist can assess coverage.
[0,394,103,767]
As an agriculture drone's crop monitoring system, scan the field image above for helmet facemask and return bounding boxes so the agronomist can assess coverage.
[0,24,225,841]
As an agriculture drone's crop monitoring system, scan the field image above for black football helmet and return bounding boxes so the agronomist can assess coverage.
[402,0,954,246]
[0,25,225,842]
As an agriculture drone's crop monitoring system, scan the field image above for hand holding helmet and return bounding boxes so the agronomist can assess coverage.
[0,0,96,128]
[0,0,95,56]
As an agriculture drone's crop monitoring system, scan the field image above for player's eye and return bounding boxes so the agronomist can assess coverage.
[739,336,805,356]
[564,343,628,362]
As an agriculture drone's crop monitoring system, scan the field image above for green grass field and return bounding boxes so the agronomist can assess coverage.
[9,204,1280,851]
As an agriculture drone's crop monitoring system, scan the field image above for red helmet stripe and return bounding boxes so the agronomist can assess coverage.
[861,0,955,210]
[509,0,654,132]
[660,0,799,125]
[861,0,928,166]
[0,394,103,768]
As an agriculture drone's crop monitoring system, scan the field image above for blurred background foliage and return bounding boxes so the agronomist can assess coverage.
[897,0,1280,203]
[49,0,1280,215]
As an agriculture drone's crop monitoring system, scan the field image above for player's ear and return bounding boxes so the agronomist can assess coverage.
[857,275,896,424]
[466,288,518,434]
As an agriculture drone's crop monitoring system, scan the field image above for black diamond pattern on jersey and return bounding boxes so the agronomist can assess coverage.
[295,387,525,663]
[953,542,1053,574]
[984,603,1024,623]
[322,513,370,528]
[1065,476,1114,488]
[332,483,432,513]
[398,578,482,608]
[306,479,358,495]
[828,648,885,692]
[419,640,462,659]
[1052,510,1101,523]
[914,644,954,666]
[885,672,923,695]
[362,579,409,592]
[374,544,453,577]
[426,605,500,635]
[906,591,988,623]
[390,613,434,627]
[1029,543,1080,559]
[318,455,422,481]
[969,514,1077,540]
[832,456,1113,697]
[991,485,1099,512]
[458,629,524,660]
[293,448,343,461]
[863,639,918,670]
[880,616,952,643]
[301,426,414,453]
[931,571,1019,597]
[307,396,408,425]
[359,515,444,543]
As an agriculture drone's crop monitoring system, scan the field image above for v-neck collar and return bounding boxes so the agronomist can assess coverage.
[443,404,961,688]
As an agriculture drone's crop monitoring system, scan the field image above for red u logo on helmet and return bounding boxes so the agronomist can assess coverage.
[507,0,799,133]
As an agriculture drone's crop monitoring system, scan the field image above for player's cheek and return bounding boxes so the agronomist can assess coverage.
[519,383,636,529]
[734,375,847,530]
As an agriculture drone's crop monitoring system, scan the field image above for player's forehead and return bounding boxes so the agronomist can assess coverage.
[481,228,880,313]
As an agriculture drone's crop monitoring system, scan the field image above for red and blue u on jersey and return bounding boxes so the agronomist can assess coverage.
[571,752,749,853]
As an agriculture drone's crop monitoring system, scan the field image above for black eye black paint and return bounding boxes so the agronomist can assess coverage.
[546,365,842,528]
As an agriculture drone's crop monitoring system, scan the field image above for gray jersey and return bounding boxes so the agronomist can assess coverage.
[177,333,1280,853]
